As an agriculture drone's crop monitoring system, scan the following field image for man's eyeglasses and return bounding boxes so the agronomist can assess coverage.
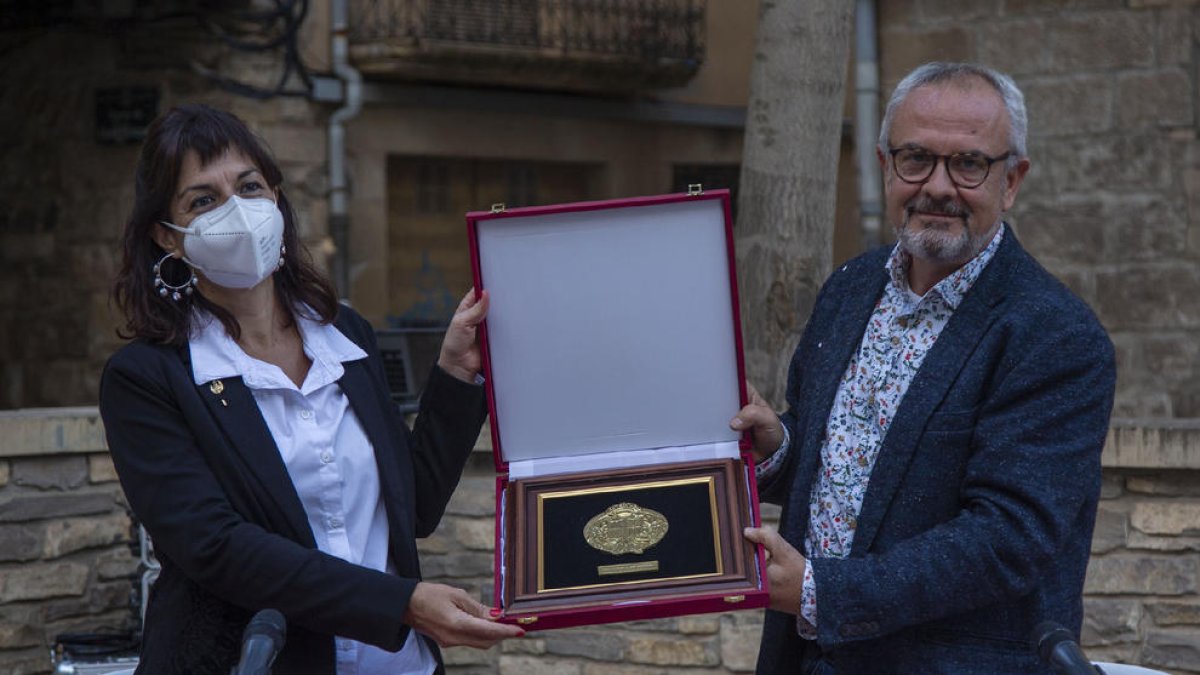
[887,147,1012,189]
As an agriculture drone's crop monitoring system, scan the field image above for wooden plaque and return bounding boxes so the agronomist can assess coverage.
[503,458,760,614]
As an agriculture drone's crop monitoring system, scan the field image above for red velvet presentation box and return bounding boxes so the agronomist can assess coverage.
[466,189,768,631]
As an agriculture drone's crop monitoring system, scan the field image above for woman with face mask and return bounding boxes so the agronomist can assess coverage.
[100,104,522,674]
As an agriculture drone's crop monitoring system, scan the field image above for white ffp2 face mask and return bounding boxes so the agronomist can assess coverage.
[161,196,285,289]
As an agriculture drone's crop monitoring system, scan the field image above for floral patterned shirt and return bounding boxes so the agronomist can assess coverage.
[759,224,1004,638]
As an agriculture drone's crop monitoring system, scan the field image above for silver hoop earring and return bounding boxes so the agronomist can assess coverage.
[153,252,197,302]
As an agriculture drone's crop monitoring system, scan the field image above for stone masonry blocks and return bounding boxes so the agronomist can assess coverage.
[1022,75,1112,137]
[1132,500,1200,536]
[87,453,118,484]
[677,615,720,634]
[976,19,1046,76]
[1047,12,1155,71]
[0,523,42,562]
[1131,0,1200,7]
[43,579,134,623]
[418,550,493,578]
[1188,165,1200,257]
[1117,69,1193,130]
[0,493,114,522]
[1082,597,1142,645]
[258,124,326,165]
[1004,0,1126,14]
[0,606,42,650]
[0,561,89,603]
[1105,193,1189,264]
[498,656,582,675]
[1141,332,1200,383]
[625,633,721,667]
[444,476,496,517]
[442,643,497,667]
[542,630,626,661]
[1095,265,1200,330]
[1127,530,1200,552]
[1014,197,1105,265]
[719,613,764,672]
[11,455,88,490]
[879,0,919,28]
[1128,473,1200,497]
[1085,555,1198,595]
[878,26,974,88]
[41,512,130,559]
[580,665,675,675]
[1157,7,1194,66]
[1147,600,1200,626]
[1144,628,1200,673]
[1042,133,1175,196]
[1091,504,1130,554]
[450,517,495,551]
[916,0,1000,22]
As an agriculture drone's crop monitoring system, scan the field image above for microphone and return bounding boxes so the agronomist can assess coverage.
[1034,621,1100,675]
[232,609,286,675]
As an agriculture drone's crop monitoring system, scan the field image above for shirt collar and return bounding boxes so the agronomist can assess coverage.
[189,308,367,394]
[885,222,1005,310]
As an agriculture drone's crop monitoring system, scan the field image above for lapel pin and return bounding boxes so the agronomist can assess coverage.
[210,380,225,395]
[221,399,229,407]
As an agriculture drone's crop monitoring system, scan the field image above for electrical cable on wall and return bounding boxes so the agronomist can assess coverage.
[0,0,315,100]
[191,0,315,99]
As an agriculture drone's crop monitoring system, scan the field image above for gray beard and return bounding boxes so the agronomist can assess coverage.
[898,220,980,264]
[896,197,992,265]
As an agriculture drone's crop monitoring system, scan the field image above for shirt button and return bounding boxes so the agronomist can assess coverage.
[320,450,333,464]
[300,409,313,420]
[329,517,343,529]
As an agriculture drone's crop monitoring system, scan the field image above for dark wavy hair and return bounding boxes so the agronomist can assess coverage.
[113,104,338,345]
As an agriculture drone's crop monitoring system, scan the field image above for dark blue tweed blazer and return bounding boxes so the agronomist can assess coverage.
[755,230,1116,674]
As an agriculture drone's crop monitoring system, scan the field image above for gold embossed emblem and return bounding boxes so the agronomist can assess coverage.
[583,502,668,555]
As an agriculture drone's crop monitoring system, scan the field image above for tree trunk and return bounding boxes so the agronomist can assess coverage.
[736,0,855,409]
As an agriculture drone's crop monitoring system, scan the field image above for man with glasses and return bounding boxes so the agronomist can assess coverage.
[731,62,1116,674]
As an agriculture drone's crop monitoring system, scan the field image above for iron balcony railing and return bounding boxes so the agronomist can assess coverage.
[349,0,706,91]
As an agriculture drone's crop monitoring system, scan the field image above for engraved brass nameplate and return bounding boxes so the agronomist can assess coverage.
[583,502,669,555]
[597,561,660,576]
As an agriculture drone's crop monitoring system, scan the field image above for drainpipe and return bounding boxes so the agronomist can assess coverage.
[329,0,362,300]
[854,0,882,249]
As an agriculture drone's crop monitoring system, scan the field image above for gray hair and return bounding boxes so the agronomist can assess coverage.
[878,62,1028,161]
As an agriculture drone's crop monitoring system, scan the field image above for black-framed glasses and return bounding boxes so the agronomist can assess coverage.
[888,146,1012,189]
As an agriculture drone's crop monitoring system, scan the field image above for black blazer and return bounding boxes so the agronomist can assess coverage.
[99,306,486,674]
[756,232,1116,674]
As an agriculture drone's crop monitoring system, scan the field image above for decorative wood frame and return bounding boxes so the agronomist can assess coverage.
[504,458,760,614]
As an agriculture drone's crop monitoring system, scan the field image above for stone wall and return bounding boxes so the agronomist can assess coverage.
[1084,421,1200,674]
[0,410,138,675]
[0,19,332,411]
[4,410,1199,675]
[877,0,1200,418]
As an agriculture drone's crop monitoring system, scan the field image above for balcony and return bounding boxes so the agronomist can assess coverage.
[349,0,706,93]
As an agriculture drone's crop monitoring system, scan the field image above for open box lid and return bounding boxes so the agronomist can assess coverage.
[467,191,748,477]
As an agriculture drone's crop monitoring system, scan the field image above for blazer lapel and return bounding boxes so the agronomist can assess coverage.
[337,358,417,554]
[850,234,1018,555]
[196,375,316,547]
